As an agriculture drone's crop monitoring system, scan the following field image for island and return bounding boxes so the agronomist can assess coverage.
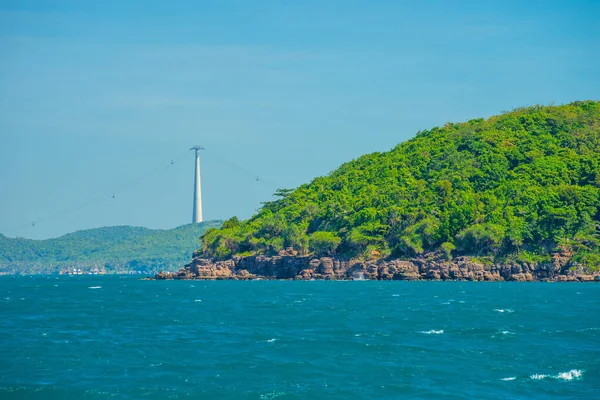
[0,221,221,275]
[155,101,600,281]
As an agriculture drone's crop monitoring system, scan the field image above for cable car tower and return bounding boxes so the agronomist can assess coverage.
[191,145,204,223]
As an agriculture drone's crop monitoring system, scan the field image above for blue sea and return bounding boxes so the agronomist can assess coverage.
[1,276,598,399]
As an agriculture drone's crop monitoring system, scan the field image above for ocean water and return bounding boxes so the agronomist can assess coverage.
[1,276,598,399]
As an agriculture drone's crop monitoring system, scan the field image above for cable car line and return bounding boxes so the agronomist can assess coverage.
[202,148,282,190]
[9,149,189,232]
[7,147,282,234]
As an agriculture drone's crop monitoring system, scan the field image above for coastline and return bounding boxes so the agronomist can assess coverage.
[151,250,599,282]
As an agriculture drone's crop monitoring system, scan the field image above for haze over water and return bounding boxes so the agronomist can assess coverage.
[1,276,598,399]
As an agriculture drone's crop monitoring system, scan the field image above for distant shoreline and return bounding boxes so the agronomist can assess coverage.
[146,276,599,282]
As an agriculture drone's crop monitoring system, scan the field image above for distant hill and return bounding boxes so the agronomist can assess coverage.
[201,101,600,271]
[0,221,222,274]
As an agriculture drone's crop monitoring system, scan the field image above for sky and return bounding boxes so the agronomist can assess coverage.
[1,0,599,239]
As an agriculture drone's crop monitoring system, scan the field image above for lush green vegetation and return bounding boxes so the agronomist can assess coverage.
[0,221,221,274]
[202,101,600,270]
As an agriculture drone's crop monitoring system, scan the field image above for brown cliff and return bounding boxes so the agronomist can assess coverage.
[153,248,598,282]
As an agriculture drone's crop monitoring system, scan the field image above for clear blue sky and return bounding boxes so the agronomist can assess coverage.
[1,0,599,239]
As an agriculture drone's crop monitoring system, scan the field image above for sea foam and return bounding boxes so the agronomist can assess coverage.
[421,330,444,335]
[260,392,287,400]
[530,374,547,380]
[556,369,583,381]
[529,370,583,381]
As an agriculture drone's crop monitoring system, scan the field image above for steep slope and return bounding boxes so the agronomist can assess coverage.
[0,221,222,274]
[201,101,600,271]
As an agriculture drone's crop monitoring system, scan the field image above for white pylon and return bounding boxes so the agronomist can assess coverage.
[191,146,204,223]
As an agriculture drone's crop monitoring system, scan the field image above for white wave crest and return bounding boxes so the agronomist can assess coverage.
[530,369,583,381]
[267,338,277,343]
[556,369,583,381]
[194,299,202,302]
[260,392,286,400]
[494,308,514,313]
[530,374,547,380]
[501,377,516,381]
[88,286,102,289]
[421,330,444,335]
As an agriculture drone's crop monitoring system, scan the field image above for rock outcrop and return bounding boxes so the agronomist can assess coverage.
[153,249,598,282]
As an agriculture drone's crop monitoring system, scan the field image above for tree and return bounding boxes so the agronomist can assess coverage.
[457,223,505,256]
[309,231,341,257]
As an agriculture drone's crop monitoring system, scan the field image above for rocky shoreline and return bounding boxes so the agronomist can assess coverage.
[152,249,599,282]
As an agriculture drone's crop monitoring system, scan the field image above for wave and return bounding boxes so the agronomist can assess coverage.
[578,327,600,332]
[492,330,515,338]
[88,286,102,289]
[420,330,444,335]
[501,377,516,381]
[529,370,583,381]
[556,369,583,381]
[267,338,277,343]
[530,374,547,380]
[494,308,514,313]
[260,392,287,400]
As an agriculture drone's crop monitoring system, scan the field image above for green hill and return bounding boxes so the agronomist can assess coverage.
[0,221,222,274]
[201,101,600,271]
